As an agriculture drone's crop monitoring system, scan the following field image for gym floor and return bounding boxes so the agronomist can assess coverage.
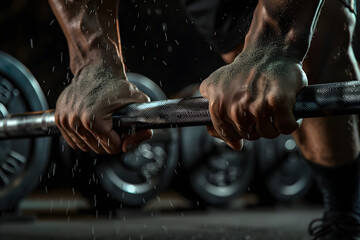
[0,189,322,240]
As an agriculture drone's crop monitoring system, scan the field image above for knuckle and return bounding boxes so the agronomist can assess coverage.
[81,118,96,133]
[229,103,242,122]
[68,115,79,129]
[59,114,68,127]
[268,93,287,108]
[137,91,150,103]
[54,113,62,127]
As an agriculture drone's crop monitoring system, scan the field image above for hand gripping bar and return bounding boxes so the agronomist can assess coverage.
[0,81,359,138]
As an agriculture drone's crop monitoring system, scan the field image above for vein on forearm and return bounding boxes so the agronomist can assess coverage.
[244,0,326,61]
[49,0,123,76]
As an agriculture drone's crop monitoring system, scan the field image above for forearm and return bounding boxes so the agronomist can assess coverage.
[244,0,325,61]
[48,0,125,77]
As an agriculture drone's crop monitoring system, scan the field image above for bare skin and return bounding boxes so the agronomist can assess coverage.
[216,0,360,166]
[49,0,152,154]
[200,0,324,150]
[50,0,360,167]
[293,0,360,166]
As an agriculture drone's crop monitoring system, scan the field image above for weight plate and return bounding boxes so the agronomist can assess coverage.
[65,73,179,209]
[258,135,312,202]
[97,73,178,206]
[188,138,256,206]
[177,89,255,206]
[180,126,213,169]
[0,51,50,211]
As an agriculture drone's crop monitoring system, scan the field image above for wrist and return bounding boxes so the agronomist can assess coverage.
[243,19,308,62]
[243,0,325,62]
[70,48,125,77]
[49,0,124,76]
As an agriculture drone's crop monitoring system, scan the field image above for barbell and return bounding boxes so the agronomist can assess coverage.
[0,51,51,212]
[1,80,360,138]
[1,49,360,211]
[66,73,179,210]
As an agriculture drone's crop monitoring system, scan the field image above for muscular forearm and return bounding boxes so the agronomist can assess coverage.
[48,0,125,77]
[244,0,325,61]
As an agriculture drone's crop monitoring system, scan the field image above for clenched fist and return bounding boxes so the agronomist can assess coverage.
[55,62,153,154]
[200,46,307,150]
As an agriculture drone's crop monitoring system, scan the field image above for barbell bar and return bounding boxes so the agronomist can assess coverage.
[0,80,359,139]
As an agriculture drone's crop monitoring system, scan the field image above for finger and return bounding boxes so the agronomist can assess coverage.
[66,124,98,153]
[206,125,222,139]
[81,123,117,155]
[121,129,153,153]
[257,115,280,139]
[249,101,279,139]
[97,129,123,154]
[209,101,242,143]
[74,125,110,154]
[65,116,107,154]
[58,127,78,150]
[55,112,78,150]
[206,126,243,151]
[133,87,151,103]
[273,108,300,135]
[199,81,209,98]
[229,103,254,140]
[56,113,91,152]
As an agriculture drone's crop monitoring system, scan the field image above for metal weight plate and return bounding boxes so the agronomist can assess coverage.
[188,138,256,206]
[258,135,312,202]
[180,126,213,169]
[178,90,255,206]
[66,73,179,209]
[0,51,50,211]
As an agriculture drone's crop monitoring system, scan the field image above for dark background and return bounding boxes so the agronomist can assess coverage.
[0,0,359,199]
[0,0,224,108]
[0,1,359,107]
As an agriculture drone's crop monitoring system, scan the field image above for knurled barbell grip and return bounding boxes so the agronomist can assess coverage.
[0,81,360,138]
[114,80,360,130]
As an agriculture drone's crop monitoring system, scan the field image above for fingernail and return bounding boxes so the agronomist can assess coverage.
[228,139,243,151]
[296,118,303,128]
